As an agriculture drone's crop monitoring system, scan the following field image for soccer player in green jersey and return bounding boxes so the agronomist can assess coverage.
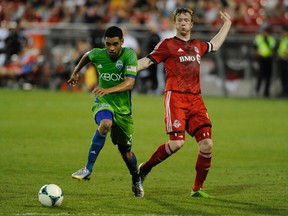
[67,26,144,197]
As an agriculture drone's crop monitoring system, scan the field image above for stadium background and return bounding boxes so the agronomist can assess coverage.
[0,1,287,215]
[0,0,287,97]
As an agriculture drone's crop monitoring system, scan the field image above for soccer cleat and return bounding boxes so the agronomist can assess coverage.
[138,163,147,183]
[132,180,144,197]
[191,188,214,198]
[72,167,91,181]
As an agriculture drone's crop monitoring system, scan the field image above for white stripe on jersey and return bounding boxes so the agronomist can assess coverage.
[165,91,172,133]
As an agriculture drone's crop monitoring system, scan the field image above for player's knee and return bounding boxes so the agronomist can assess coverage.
[121,151,132,161]
[194,126,212,153]
[169,140,185,152]
[98,120,112,135]
[118,146,132,161]
[198,138,213,153]
[169,132,185,152]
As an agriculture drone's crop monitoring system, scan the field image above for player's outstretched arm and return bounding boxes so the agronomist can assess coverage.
[138,57,154,72]
[92,77,135,97]
[68,52,91,86]
[210,11,232,51]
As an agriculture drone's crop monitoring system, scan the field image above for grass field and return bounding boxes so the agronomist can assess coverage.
[0,89,287,215]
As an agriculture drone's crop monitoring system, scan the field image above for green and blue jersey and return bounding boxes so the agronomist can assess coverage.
[88,47,137,115]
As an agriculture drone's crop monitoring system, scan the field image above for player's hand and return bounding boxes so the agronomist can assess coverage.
[92,87,110,97]
[219,11,231,25]
[67,73,79,86]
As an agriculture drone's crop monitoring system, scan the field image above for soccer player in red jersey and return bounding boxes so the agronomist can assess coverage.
[137,8,231,198]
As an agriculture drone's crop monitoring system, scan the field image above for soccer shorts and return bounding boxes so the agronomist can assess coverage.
[92,102,133,148]
[164,91,212,138]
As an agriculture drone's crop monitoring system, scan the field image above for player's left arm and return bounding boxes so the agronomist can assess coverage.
[92,76,135,97]
[210,11,232,51]
[68,51,91,86]
[92,49,137,97]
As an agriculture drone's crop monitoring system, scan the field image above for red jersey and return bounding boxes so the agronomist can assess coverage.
[148,37,213,94]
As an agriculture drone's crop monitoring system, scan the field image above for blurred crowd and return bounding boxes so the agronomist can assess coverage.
[0,0,287,94]
[1,0,287,28]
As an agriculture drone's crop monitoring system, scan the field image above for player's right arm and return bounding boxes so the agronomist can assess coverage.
[68,51,91,86]
[137,57,155,72]
[138,39,168,72]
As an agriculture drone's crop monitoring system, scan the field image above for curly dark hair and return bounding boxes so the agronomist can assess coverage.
[104,26,123,39]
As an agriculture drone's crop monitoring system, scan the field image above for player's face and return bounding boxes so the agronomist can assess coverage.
[105,37,124,59]
[175,12,193,37]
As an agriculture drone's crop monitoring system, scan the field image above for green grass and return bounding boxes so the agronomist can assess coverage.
[0,89,287,215]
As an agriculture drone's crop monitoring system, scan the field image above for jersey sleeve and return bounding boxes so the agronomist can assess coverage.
[87,48,99,61]
[147,39,170,63]
[201,41,213,55]
[124,48,138,78]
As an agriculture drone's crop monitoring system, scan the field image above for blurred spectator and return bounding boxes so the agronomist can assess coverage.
[122,27,140,56]
[53,56,74,91]
[254,25,277,97]
[4,20,26,65]
[137,21,161,94]
[68,4,86,23]
[108,0,138,24]
[84,0,109,23]
[51,39,91,91]
[277,26,288,97]
[90,25,105,48]
[0,21,9,66]
[72,39,93,91]
[84,64,98,91]
[0,35,43,89]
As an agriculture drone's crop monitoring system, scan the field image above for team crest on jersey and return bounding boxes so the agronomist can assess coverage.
[194,47,199,53]
[116,60,123,71]
[173,120,181,128]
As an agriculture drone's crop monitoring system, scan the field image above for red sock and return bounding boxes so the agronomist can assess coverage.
[193,151,212,191]
[141,143,173,174]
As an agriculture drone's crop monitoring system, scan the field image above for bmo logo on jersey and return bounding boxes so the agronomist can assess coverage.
[179,54,201,64]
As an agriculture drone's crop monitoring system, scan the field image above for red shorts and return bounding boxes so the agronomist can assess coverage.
[164,91,212,139]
